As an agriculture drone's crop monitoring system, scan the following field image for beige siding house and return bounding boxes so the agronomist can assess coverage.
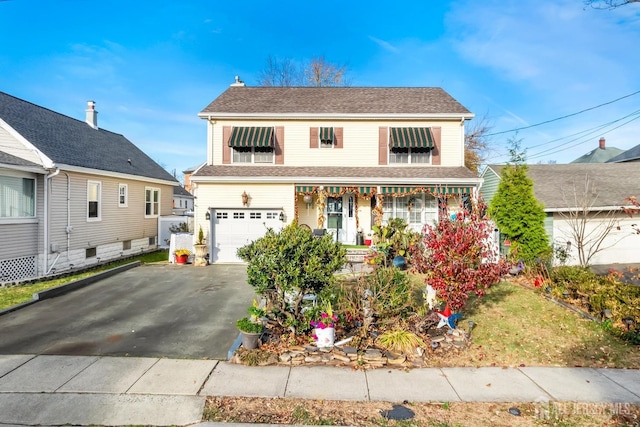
[0,92,177,282]
[192,82,481,263]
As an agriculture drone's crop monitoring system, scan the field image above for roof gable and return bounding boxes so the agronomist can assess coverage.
[0,92,177,183]
[200,87,472,117]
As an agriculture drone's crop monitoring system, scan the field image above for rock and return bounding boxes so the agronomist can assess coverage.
[305,355,323,363]
[431,336,445,343]
[342,346,358,355]
[364,349,383,359]
[333,354,351,363]
[387,354,406,365]
[279,352,292,363]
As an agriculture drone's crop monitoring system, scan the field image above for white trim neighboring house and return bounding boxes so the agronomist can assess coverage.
[481,163,640,266]
[0,92,178,283]
[192,82,481,263]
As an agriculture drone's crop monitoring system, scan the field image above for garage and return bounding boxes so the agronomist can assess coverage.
[210,208,284,263]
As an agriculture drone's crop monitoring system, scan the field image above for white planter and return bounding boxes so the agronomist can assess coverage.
[314,327,335,348]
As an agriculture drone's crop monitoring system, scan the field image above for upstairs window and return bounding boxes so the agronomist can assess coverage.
[319,127,335,148]
[0,175,35,218]
[389,127,434,164]
[87,181,101,220]
[229,126,274,164]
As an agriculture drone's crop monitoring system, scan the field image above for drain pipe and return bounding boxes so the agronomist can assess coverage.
[46,172,70,275]
[44,167,60,275]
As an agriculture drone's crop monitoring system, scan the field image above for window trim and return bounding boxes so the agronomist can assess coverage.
[118,183,128,207]
[145,187,160,218]
[87,180,102,221]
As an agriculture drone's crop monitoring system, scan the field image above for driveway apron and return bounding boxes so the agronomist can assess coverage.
[0,264,254,359]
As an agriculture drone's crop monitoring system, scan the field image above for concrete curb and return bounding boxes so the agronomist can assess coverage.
[0,262,141,317]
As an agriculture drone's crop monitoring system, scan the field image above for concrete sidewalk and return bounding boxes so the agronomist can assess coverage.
[1,354,639,426]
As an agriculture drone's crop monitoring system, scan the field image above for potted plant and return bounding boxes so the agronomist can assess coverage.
[193,226,208,266]
[174,248,191,264]
[309,302,338,348]
[236,302,265,349]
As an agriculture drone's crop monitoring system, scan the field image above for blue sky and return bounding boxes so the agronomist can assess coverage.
[1,0,639,179]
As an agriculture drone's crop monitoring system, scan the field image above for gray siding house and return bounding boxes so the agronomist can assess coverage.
[481,163,640,265]
[0,92,178,283]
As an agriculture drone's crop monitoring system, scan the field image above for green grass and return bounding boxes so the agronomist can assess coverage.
[0,250,169,310]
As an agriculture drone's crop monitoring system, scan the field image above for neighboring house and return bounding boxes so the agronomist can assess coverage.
[481,163,640,265]
[571,137,624,163]
[606,142,640,163]
[182,162,205,193]
[191,81,481,263]
[0,92,178,282]
[172,185,194,215]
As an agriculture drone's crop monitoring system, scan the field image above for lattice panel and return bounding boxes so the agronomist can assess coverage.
[0,256,37,283]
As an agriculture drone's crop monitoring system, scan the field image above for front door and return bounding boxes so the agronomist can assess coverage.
[326,195,356,244]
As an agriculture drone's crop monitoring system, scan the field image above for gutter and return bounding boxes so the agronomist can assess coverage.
[43,166,60,275]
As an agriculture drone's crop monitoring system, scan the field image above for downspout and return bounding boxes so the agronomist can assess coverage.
[46,172,70,275]
[44,167,60,275]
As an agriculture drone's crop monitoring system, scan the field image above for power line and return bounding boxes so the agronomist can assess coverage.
[527,113,640,160]
[485,90,640,136]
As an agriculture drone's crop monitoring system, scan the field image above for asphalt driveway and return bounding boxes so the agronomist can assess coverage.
[0,264,256,359]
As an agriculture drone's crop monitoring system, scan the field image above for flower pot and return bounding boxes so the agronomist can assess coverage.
[193,244,208,266]
[364,239,372,246]
[392,255,406,269]
[240,331,262,350]
[175,254,188,264]
[314,327,335,348]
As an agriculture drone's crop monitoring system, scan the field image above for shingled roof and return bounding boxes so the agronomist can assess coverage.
[0,151,40,168]
[0,92,177,183]
[606,143,640,163]
[199,87,473,117]
[487,163,639,210]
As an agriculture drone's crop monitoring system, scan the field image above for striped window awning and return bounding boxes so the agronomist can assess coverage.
[389,127,434,148]
[381,186,473,195]
[228,127,273,147]
[319,127,334,142]
[325,186,342,195]
[296,186,315,193]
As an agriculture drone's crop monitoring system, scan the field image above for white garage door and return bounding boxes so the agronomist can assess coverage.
[211,209,284,263]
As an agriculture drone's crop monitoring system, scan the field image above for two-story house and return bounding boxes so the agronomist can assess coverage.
[191,80,480,263]
[0,92,178,282]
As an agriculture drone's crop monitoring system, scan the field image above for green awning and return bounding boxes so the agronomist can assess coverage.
[389,127,434,148]
[326,186,342,195]
[381,186,473,195]
[319,127,334,142]
[228,127,273,147]
[359,186,372,195]
[296,186,315,193]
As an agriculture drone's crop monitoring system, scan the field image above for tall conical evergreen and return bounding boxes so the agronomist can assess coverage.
[488,138,550,263]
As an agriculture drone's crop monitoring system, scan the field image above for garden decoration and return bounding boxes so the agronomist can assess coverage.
[436,306,462,329]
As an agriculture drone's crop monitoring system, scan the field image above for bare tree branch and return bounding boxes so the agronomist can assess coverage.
[257,55,349,87]
[584,0,638,9]
[464,113,493,173]
[558,174,627,267]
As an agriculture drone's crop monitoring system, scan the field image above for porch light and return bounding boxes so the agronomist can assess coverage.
[303,194,313,205]
[205,211,210,221]
[241,191,249,206]
[279,211,285,222]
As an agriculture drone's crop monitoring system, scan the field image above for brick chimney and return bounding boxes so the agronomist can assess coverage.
[599,137,606,149]
[85,101,98,129]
